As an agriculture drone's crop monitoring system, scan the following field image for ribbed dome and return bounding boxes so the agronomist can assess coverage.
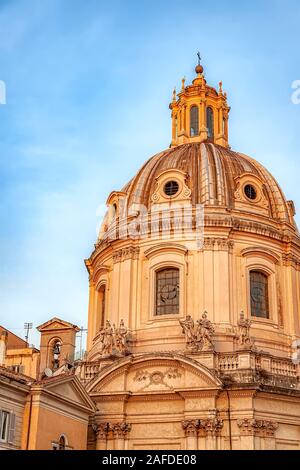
[122,142,296,227]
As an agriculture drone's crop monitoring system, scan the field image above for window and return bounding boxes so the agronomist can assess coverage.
[155,268,179,316]
[164,180,179,197]
[244,184,257,201]
[206,107,214,139]
[190,106,199,137]
[0,411,9,442]
[250,271,269,318]
[100,285,106,328]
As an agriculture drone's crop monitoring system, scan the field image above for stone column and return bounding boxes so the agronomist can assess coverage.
[203,418,223,450]
[182,420,200,450]
[237,419,278,450]
[237,419,255,450]
[95,422,109,450]
[111,423,132,450]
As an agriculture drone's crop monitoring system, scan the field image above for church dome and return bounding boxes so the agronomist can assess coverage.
[121,141,296,228]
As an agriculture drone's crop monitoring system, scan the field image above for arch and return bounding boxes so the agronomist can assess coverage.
[86,353,223,394]
[48,337,62,370]
[190,105,199,137]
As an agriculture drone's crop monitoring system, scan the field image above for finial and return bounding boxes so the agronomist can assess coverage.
[172,87,176,101]
[219,81,223,93]
[195,51,203,75]
[181,77,185,90]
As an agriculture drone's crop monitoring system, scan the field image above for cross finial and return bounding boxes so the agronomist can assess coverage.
[197,51,201,65]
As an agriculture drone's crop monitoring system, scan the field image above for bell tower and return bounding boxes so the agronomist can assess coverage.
[169,56,230,148]
[37,317,80,378]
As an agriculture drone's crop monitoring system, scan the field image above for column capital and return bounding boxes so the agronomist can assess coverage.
[237,419,278,437]
[202,418,223,436]
[93,422,109,440]
[181,419,201,437]
[110,422,132,439]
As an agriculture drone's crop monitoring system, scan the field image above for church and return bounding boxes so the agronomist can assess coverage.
[1,59,300,450]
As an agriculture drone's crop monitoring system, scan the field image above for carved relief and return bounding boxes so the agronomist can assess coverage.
[179,312,214,352]
[113,247,140,263]
[133,367,182,390]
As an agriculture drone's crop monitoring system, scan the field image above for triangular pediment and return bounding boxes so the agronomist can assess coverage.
[37,317,80,333]
[40,375,95,411]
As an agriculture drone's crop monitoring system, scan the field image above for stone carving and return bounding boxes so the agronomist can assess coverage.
[235,311,252,349]
[93,422,109,440]
[237,419,278,437]
[180,312,214,352]
[133,367,181,390]
[202,418,223,436]
[110,422,132,439]
[181,419,201,437]
[181,418,223,437]
[98,319,131,357]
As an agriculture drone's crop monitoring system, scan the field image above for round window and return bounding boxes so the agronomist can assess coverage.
[164,180,179,197]
[244,184,257,201]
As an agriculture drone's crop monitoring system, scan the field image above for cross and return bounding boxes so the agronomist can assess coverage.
[197,51,201,65]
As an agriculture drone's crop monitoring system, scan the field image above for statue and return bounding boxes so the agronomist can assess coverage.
[179,315,195,349]
[115,319,128,354]
[99,320,114,356]
[236,311,252,349]
[98,319,130,357]
[196,311,214,351]
[179,312,214,352]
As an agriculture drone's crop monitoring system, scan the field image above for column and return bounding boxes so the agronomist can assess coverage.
[182,420,200,450]
[111,423,132,450]
[203,418,223,450]
[95,422,109,450]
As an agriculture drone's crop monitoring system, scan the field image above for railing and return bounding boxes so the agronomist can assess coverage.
[218,354,239,371]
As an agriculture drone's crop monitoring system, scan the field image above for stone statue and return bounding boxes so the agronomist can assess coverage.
[99,320,114,356]
[179,315,195,349]
[115,319,128,354]
[196,311,215,351]
[179,312,214,352]
[98,319,130,357]
[236,311,252,348]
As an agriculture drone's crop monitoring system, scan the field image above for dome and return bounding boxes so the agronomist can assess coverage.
[121,142,296,228]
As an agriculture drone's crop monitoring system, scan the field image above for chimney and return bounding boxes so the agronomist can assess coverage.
[0,330,8,366]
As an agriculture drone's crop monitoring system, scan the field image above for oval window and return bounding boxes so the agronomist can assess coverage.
[164,180,179,197]
[244,184,257,200]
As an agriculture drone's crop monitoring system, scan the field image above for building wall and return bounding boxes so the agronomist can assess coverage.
[0,376,29,449]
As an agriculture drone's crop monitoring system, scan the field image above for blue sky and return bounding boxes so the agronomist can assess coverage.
[0,0,299,348]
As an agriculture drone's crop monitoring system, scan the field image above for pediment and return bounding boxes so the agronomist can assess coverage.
[41,376,95,411]
[37,317,80,332]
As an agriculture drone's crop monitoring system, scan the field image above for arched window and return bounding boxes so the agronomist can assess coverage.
[51,340,61,370]
[206,107,214,139]
[100,285,106,328]
[190,106,199,137]
[155,268,179,315]
[250,271,269,318]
